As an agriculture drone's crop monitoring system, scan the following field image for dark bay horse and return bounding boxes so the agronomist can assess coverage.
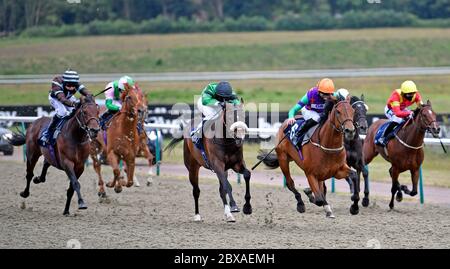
[363,100,440,209]
[7,96,100,215]
[165,101,251,222]
[90,84,139,195]
[344,95,370,215]
[258,98,355,218]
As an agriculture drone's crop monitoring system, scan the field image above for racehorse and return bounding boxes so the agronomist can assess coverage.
[344,95,369,215]
[258,98,355,218]
[90,84,140,195]
[363,100,440,209]
[132,85,155,187]
[7,95,100,215]
[165,101,251,222]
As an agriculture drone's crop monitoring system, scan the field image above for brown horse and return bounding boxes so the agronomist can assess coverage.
[165,101,251,222]
[258,99,355,218]
[7,95,100,215]
[363,100,440,209]
[90,84,140,195]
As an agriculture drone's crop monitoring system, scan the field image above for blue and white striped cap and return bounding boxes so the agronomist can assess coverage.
[62,70,80,84]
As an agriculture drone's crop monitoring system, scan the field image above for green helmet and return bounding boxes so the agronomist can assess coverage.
[118,76,135,90]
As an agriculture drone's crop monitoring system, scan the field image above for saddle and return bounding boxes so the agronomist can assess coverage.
[285,119,318,149]
[38,117,67,147]
[375,121,402,147]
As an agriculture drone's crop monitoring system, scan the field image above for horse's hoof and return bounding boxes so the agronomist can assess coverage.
[243,204,252,215]
[326,212,336,219]
[350,205,359,215]
[230,205,240,213]
[78,201,88,210]
[33,177,41,184]
[389,203,394,210]
[97,192,107,198]
[63,211,70,216]
[193,214,202,222]
[106,182,115,188]
[225,213,236,223]
[114,187,122,194]
[20,191,29,198]
[297,203,306,214]
[126,182,133,188]
[362,198,370,207]
[303,188,312,196]
[396,192,403,202]
[400,185,408,192]
[315,200,325,207]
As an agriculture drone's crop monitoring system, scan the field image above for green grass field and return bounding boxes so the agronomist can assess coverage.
[1,28,450,74]
[1,75,449,114]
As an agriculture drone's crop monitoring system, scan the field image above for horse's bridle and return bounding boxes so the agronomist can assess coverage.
[213,104,244,146]
[415,106,438,133]
[331,100,354,133]
[351,100,367,130]
[75,102,100,140]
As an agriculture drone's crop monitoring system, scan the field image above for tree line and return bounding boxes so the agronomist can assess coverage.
[1,0,449,35]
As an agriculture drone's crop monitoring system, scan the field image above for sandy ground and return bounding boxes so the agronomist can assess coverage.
[0,160,449,249]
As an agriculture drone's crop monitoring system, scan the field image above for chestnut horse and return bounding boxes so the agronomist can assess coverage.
[90,84,140,195]
[363,100,440,209]
[165,101,251,222]
[7,95,100,215]
[133,85,155,187]
[258,99,355,218]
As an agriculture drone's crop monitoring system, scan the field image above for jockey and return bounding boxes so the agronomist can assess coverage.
[379,80,423,145]
[191,81,240,144]
[39,69,91,146]
[99,75,135,129]
[287,78,349,145]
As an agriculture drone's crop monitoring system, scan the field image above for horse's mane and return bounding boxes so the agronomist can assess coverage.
[82,94,95,104]
[350,95,360,104]
[413,103,431,118]
[319,100,335,126]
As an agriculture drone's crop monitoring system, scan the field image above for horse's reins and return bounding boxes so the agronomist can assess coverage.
[213,104,244,146]
[75,102,100,142]
[396,107,447,153]
[351,101,367,130]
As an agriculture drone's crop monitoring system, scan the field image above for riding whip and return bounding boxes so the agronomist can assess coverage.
[251,132,288,171]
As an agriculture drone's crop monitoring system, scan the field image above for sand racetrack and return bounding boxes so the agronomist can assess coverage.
[0,161,449,249]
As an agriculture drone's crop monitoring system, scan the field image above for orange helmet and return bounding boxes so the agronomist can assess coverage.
[317,78,335,94]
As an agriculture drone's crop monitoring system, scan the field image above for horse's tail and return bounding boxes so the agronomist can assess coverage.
[164,137,184,153]
[7,131,26,146]
[257,150,280,169]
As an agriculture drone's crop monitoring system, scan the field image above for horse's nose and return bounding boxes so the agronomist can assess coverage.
[344,128,356,139]
[359,126,368,135]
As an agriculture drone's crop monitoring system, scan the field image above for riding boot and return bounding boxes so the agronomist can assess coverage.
[383,121,399,145]
[40,116,60,146]
[99,110,114,130]
[298,119,317,139]
[191,119,205,145]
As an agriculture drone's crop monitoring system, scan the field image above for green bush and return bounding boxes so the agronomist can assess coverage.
[338,10,418,29]
[139,16,174,34]
[275,13,334,31]
[88,20,138,35]
[225,16,271,32]
[17,12,449,38]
